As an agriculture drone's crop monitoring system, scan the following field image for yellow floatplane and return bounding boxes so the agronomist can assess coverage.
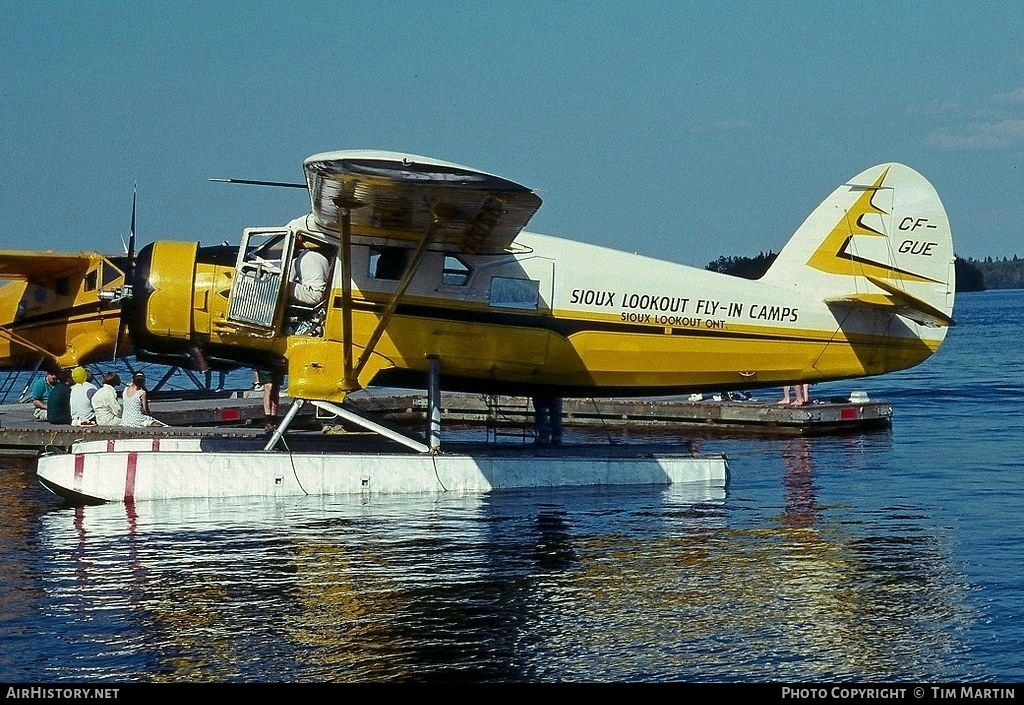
[33,151,955,503]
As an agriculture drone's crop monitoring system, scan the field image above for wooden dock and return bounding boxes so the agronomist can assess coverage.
[0,387,892,457]
[351,391,893,438]
[0,391,283,456]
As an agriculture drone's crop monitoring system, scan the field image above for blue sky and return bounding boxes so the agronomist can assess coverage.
[2,1,1022,267]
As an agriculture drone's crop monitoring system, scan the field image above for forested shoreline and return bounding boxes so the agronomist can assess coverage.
[704,252,1022,292]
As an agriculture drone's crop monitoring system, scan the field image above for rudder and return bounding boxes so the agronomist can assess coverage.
[761,162,955,328]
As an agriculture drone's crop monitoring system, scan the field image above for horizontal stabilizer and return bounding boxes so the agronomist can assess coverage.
[826,275,956,328]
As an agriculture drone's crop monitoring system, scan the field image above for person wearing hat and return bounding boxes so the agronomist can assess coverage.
[70,366,98,426]
[289,232,330,306]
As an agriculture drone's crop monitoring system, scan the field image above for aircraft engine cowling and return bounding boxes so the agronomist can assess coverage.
[129,241,200,356]
[130,240,274,370]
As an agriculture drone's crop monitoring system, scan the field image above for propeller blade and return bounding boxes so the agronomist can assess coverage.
[209,178,307,189]
[112,185,137,361]
[112,313,129,361]
[128,183,136,261]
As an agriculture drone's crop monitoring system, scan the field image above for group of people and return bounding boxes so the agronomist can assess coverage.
[31,367,165,427]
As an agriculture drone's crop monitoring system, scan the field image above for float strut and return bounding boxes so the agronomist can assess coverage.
[312,400,430,453]
[427,355,441,452]
[264,399,305,451]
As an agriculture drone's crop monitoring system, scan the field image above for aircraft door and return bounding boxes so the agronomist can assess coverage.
[227,229,294,331]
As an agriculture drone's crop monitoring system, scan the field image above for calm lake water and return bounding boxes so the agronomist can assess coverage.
[1,289,1021,683]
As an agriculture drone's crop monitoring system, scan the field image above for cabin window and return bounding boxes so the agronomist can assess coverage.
[101,262,121,288]
[489,276,539,310]
[84,269,98,292]
[227,229,291,329]
[442,255,471,286]
[369,247,409,280]
[247,232,288,268]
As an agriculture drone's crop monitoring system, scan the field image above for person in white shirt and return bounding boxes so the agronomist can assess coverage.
[289,233,330,306]
[91,372,123,426]
[69,366,98,426]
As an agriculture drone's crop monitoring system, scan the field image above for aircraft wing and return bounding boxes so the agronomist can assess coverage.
[303,150,543,254]
[0,251,110,283]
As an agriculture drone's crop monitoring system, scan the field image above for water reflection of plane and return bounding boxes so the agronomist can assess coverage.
[40,484,724,680]
[768,437,978,679]
[35,463,974,681]
[782,437,817,529]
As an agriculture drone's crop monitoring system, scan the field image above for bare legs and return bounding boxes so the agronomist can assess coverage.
[780,384,810,406]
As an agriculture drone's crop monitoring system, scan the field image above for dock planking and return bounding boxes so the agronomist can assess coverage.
[0,391,295,456]
[353,391,894,438]
[0,387,891,457]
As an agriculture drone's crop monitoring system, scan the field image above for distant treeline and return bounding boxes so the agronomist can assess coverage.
[958,256,1024,291]
[705,252,1022,292]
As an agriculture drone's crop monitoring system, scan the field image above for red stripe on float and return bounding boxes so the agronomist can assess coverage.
[152,438,160,452]
[74,454,85,492]
[107,439,116,452]
[125,452,138,502]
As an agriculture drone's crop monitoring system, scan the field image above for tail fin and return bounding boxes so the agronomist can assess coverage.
[761,163,955,328]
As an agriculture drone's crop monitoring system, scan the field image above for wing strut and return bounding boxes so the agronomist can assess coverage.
[339,198,456,387]
[348,203,452,387]
[0,327,58,362]
[331,196,361,388]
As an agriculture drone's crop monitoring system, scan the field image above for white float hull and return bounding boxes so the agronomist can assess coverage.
[36,437,729,504]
